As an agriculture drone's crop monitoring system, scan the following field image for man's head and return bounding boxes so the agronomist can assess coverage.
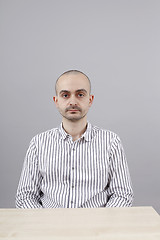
[55,70,91,95]
[53,70,94,122]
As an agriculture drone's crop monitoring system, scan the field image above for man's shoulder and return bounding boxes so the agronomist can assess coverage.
[91,124,121,142]
[31,127,60,142]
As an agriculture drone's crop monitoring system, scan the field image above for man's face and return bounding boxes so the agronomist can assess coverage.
[53,73,94,122]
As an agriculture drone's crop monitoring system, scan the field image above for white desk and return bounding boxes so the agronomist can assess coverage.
[0,207,160,240]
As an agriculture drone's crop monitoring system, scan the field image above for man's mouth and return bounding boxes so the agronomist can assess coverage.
[66,107,81,112]
[68,109,79,111]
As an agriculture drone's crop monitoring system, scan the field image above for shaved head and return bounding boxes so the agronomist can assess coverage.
[55,70,91,95]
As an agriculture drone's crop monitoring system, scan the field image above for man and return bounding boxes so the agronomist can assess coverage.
[16,70,134,208]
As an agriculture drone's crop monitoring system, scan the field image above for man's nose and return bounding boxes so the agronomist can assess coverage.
[69,95,77,106]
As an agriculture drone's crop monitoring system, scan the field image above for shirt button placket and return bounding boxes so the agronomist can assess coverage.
[70,143,76,207]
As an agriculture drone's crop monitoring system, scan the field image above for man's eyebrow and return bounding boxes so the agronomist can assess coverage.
[59,90,70,94]
[59,89,88,94]
[75,89,87,93]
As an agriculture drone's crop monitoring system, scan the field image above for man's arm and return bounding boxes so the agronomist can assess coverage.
[15,138,43,208]
[106,137,134,207]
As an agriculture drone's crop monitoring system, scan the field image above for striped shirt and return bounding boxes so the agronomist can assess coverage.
[16,122,134,208]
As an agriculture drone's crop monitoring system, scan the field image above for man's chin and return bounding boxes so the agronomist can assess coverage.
[65,117,82,122]
[63,114,86,122]
[60,111,87,122]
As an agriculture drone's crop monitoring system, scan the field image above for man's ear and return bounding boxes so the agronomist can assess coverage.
[89,95,94,107]
[53,96,58,107]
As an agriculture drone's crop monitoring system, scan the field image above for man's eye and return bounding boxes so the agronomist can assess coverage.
[78,93,84,97]
[62,94,69,98]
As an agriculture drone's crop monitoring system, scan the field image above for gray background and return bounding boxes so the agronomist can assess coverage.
[0,0,160,213]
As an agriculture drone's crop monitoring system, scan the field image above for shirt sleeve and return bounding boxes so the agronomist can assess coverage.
[15,138,43,208]
[106,136,134,207]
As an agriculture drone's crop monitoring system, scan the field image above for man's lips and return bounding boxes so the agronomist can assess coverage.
[66,107,81,112]
[68,109,79,111]
[68,109,80,113]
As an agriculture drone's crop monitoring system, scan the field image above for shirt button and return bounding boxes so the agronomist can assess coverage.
[72,167,74,170]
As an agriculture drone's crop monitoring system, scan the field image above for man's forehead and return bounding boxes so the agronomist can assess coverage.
[55,71,91,95]
[57,73,90,89]
[58,72,88,82]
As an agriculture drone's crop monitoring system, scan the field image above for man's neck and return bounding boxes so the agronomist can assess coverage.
[62,117,88,141]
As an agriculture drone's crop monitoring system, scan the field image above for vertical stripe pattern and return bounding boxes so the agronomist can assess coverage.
[16,122,134,208]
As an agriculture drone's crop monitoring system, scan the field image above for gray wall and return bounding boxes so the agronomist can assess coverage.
[0,0,160,213]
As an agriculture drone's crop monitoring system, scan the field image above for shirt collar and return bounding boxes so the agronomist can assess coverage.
[58,121,93,142]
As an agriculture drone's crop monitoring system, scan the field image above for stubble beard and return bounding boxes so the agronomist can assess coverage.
[60,108,87,122]
[63,112,87,122]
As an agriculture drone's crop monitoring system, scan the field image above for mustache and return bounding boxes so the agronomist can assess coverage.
[65,106,81,112]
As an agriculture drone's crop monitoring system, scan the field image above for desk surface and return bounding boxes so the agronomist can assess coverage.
[0,207,160,240]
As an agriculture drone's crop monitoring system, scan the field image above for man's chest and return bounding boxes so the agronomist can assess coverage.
[38,140,111,186]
